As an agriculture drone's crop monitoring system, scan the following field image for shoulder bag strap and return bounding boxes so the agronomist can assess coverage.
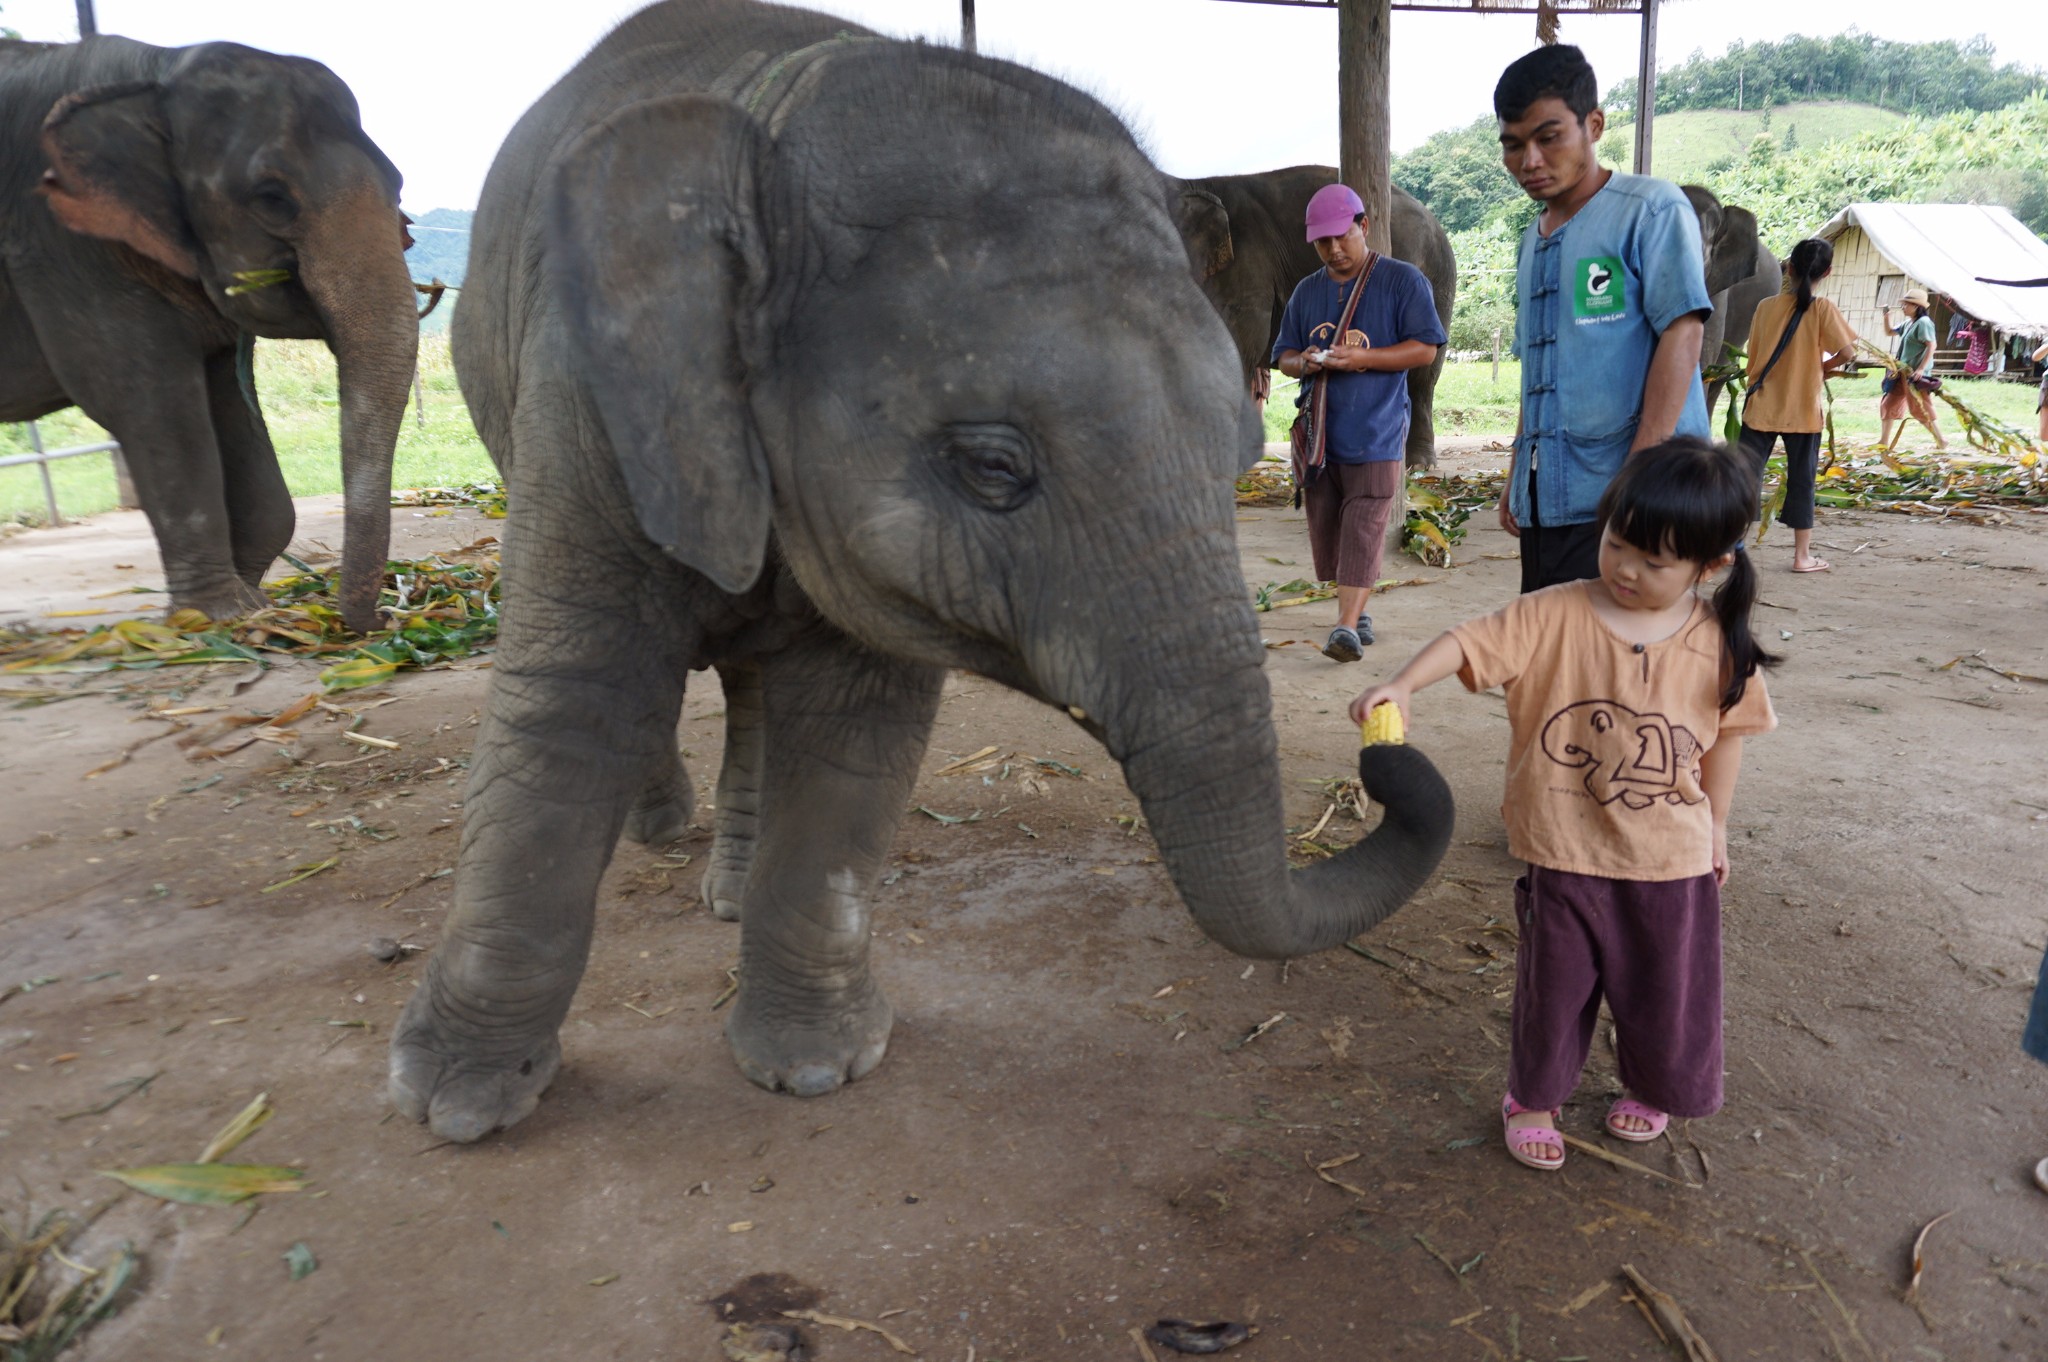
[1305,251,1380,471]
[1744,303,1806,400]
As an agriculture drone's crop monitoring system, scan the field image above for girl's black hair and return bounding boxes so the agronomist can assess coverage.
[1785,237,1834,315]
[1596,436,1779,710]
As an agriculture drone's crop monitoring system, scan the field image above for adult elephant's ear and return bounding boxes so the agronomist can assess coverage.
[38,83,202,278]
[548,96,773,595]
[1706,206,1762,297]
[1172,186,1234,281]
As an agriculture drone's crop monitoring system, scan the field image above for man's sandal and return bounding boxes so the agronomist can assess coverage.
[1604,1098,1670,1143]
[1502,1095,1565,1171]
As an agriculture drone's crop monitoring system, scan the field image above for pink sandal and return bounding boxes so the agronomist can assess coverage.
[1502,1095,1565,1171]
[1605,1098,1670,1142]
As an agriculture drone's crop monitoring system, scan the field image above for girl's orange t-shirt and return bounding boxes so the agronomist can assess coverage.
[1452,582,1776,882]
[1742,293,1858,435]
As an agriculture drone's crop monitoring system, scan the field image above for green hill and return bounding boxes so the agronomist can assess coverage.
[1597,102,1901,184]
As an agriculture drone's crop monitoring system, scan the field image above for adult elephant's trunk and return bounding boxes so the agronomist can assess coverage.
[1084,622,1455,960]
[296,183,418,635]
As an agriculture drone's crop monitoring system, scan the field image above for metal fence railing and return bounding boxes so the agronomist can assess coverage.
[0,421,127,528]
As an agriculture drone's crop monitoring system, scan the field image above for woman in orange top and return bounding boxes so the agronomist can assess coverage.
[1736,240,1859,574]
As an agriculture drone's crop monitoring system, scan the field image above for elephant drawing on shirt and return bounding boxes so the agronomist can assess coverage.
[1541,700,1706,810]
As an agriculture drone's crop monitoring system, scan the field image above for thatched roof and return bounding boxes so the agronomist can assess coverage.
[1818,202,2048,341]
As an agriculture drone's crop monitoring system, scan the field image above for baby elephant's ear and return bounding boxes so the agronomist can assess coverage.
[38,82,202,278]
[549,95,774,595]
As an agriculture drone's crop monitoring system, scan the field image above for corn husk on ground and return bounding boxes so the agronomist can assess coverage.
[0,547,501,694]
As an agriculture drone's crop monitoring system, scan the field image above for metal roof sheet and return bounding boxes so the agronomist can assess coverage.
[1817,202,2048,339]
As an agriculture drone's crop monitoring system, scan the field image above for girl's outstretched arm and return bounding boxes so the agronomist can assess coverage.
[1348,631,1469,730]
[1699,735,1744,886]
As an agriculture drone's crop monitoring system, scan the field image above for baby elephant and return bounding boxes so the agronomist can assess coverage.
[389,0,1454,1142]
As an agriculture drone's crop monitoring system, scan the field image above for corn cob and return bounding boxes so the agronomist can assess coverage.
[1359,702,1404,747]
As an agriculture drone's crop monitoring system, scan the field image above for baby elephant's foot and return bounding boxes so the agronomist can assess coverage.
[702,856,747,922]
[622,755,694,847]
[725,981,892,1097]
[388,961,566,1142]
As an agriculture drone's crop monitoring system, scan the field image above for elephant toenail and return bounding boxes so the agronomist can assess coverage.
[784,1064,844,1098]
[519,1059,532,1075]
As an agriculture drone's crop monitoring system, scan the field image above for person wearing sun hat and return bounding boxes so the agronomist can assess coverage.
[1877,288,1948,452]
[1271,183,1446,661]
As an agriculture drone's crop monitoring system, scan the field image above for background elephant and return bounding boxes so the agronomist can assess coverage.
[1169,166,1457,468]
[389,0,1455,1143]
[0,37,418,633]
[1683,184,1780,423]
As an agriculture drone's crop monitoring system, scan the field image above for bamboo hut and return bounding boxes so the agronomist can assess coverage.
[1813,203,2048,378]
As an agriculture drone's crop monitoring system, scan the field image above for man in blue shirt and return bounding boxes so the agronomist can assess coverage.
[1495,45,1714,593]
[1273,184,1446,660]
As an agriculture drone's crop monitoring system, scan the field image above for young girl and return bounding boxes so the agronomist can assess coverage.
[1738,239,1858,574]
[1350,437,1778,1170]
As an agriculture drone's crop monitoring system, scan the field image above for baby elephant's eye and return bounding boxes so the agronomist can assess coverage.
[938,424,1038,512]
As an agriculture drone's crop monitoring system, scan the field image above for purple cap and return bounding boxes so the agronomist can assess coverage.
[1304,183,1365,242]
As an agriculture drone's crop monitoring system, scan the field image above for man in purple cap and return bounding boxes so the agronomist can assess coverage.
[1273,183,1446,660]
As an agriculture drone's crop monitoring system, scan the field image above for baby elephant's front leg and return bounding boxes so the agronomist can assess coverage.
[724,641,941,1096]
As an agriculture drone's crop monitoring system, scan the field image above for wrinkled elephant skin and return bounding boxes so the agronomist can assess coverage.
[1683,184,1780,422]
[1168,165,1458,468]
[389,0,1456,1143]
[0,36,417,635]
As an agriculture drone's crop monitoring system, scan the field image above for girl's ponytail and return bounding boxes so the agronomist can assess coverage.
[1785,237,1834,316]
[1712,543,1775,710]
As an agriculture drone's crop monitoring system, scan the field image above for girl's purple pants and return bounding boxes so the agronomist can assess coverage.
[1506,864,1724,1119]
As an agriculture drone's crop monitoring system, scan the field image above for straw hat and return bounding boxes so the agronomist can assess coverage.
[1900,288,1930,308]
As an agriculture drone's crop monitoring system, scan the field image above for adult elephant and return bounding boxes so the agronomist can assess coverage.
[389,0,1455,1143]
[1683,185,1779,423]
[1169,166,1457,468]
[0,38,418,633]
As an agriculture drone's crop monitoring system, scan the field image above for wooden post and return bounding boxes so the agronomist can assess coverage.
[26,422,61,528]
[74,0,96,37]
[1632,0,1659,174]
[1338,0,1393,256]
[1491,328,1501,384]
[111,447,138,508]
[960,0,976,54]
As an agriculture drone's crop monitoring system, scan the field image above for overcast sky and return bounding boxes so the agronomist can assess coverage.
[8,0,2047,212]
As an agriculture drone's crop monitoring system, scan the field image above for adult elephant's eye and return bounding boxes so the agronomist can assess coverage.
[248,179,301,228]
[938,424,1038,512]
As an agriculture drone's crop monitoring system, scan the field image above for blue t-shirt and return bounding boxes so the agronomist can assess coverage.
[1271,256,1446,464]
[1510,172,1713,526]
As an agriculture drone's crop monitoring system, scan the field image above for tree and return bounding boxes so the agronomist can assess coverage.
[1393,117,1523,234]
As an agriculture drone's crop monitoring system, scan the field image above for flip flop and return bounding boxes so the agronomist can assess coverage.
[1502,1094,1565,1171]
[1791,558,1832,573]
[1605,1098,1670,1143]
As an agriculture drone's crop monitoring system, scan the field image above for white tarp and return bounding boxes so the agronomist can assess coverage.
[1817,202,2048,340]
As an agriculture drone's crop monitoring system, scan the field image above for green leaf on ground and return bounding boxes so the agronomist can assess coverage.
[98,1163,306,1206]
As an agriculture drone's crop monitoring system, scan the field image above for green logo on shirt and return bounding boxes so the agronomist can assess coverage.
[1574,256,1626,320]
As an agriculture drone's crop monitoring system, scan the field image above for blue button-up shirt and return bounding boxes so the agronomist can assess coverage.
[1511,173,1713,527]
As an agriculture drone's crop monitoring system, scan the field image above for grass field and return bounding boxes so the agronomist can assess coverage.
[0,335,494,527]
[1599,102,1902,184]
[7,343,2039,526]
[1265,356,2043,449]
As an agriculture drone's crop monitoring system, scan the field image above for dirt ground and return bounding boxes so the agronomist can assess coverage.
[3,445,2045,1362]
